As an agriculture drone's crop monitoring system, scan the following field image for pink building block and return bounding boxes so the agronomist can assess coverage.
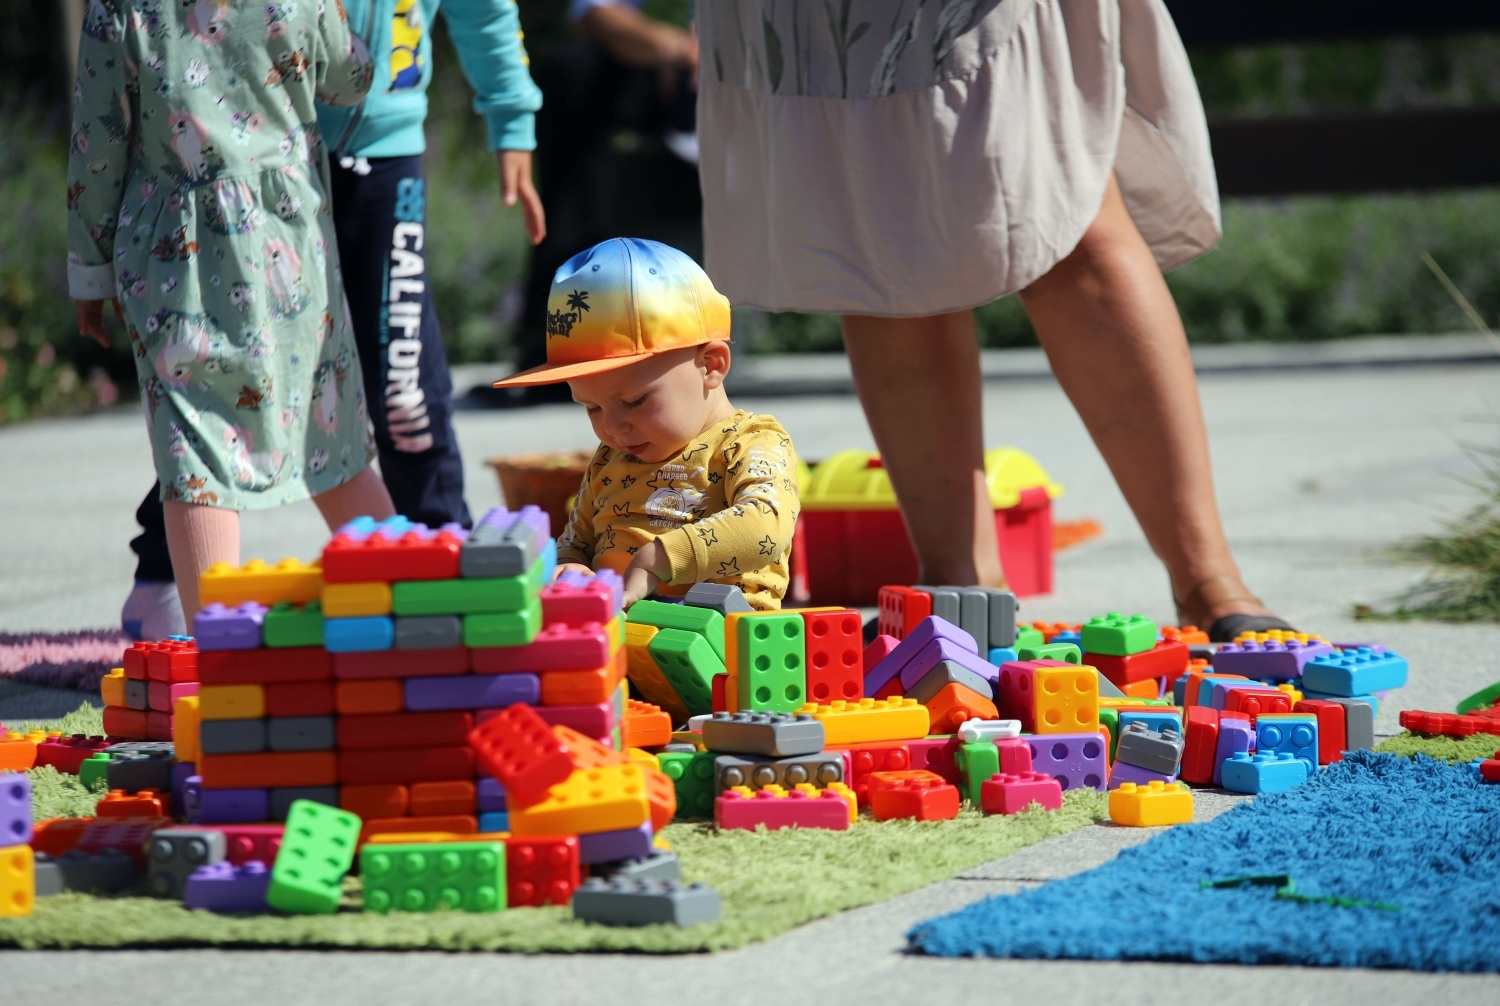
[980,771,1064,815]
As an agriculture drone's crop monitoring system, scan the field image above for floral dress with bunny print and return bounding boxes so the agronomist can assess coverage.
[66,0,377,509]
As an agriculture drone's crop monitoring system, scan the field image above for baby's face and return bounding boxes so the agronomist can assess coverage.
[568,343,730,464]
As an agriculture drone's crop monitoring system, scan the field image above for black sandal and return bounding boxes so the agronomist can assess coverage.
[1175,575,1296,643]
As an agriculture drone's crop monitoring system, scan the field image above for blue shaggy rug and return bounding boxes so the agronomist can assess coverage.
[909,752,1500,971]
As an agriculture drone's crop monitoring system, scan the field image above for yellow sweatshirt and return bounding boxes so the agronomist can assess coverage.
[555,411,798,609]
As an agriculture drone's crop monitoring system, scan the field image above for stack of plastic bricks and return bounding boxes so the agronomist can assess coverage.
[1,771,33,916]
[102,636,199,741]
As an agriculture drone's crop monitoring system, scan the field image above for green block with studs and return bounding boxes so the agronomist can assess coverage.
[1080,613,1158,657]
[626,600,726,662]
[1016,641,1082,664]
[79,752,115,792]
[954,741,999,806]
[734,612,806,714]
[1013,624,1045,652]
[266,800,361,915]
[263,600,325,648]
[462,595,542,648]
[647,628,724,716]
[360,841,506,914]
[393,556,545,616]
[655,750,719,819]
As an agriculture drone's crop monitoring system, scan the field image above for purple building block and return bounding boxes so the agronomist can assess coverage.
[534,701,614,739]
[404,672,540,711]
[1329,641,1386,654]
[577,823,654,864]
[183,777,269,824]
[1210,639,1335,681]
[899,637,998,691]
[193,602,269,651]
[2,772,32,846]
[184,860,272,912]
[593,569,624,616]
[864,616,977,696]
[477,777,508,812]
[1025,733,1107,791]
[1212,718,1256,787]
[172,761,197,818]
[1107,760,1177,790]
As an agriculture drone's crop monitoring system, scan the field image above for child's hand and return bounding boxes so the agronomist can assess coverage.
[76,299,119,348]
[497,150,546,246]
[552,562,595,582]
[621,539,672,608]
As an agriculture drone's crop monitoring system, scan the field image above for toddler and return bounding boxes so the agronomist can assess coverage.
[494,238,798,609]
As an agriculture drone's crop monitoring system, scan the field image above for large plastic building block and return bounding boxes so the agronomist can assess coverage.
[532,701,615,740]
[324,616,395,653]
[183,779,269,823]
[198,751,339,790]
[868,771,960,821]
[733,612,807,714]
[621,700,674,749]
[657,750,718,818]
[1086,641,1190,686]
[700,711,825,757]
[199,684,266,721]
[642,766,678,831]
[335,678,405,715]
[460,506,546,579]
[332,647,469,681]
[1109,780,1194,826]
[123,677,150,711]
[508,763,651,836]
[907,735,964,785]
[799,697,929,746]
[342,784,410,820]
[683,582,754,615]
[98,788,171,818]
[263,601,325,648]
[541,576,619,628]
[100,667,127,707]
[980,771,1064,815]
[390,615,463,651]
[647,628,724,716]
[1026,733,1108,791]
[467,703,576,807]
[147,828,226,898]
[833,742,910,805]
[506,834,580,906]
[104,746,176,792]
[357,816,480,844]
[76,816,174,870]
[595,850,683,883]
[198,647,333,685]
[474,623,616,678]
[200,558,323,607]
[320,582,393,619]
[1295,699,1347,763]
[628,600,727,660]
[878,585,932,640]
[715,785,851,830]
[1031,664,1099,734]
[1255,714,1318,770]
[577,823,654,864]
[1218,686,1291,719]
[802,609,864,704]
[1399,708,1500,737]
[194,603,268,651]
[899,640,997,695]
[1180,706,1220,784]
[573,876,721,927]
[43,848,138,894]
[200,718,267,755]
[1212,717,1255,787]
[0,844,34,917]
[1301,647,1409,697]
[712,752,844,793]
[540,651,627,706]
[361,840,506,913]
[1079,614,1157,657]
[463,599,544,649]
[267,716,336,752]
[924,683,1000,733]
[1,773,31,846]
[338,746,475,785]
[865,616,976,697]
[265,682,335,719]
[1211,638,1334,681]
[147,639,200,682]
[1220,751,1311,794]
[147,679,197,714]
[954,741,999,806]
[395,563,546,618]
[270,786,338,822]
[33,735,109,775]
[864,635,899,678]
[322,522,463,584]
[403,672,540,712]
[1115,722,1185,776]
[1108,759,1176,789]
[1116,709,1183,743]
[184,860,272,912]
[266,800,361,914]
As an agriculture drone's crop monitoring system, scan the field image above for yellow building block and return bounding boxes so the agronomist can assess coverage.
[0,844,34,918]
[608,614,626,652]
[100,668,126,707]
[508,763,651,837]
[624,622,691,723]
[321,581,393,617]
[667,731,705,751]
[1275,682,1304,705]
[795,781,857,822]
[173,695,201,762]
[1034,665,1100,735]
[198,684,266,721]
[798,697,930,745]
[1108,780,1194,827]
[626,747,659,768]
[200,558,323,607]
[1233,629,1328,646]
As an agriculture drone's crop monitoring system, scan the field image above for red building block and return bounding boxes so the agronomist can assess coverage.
[864,634,899,677]
[341,784,410,821]
[148,680,197,713]
[338,746,475,785]
[214,824,284,865]
[997,737,1034,775]
[331,647,468,680]
[878,586,931,640]
[532,702,613,740]
[102,706,150,739]
[467,703,577,807]
[198,647,332,685]
[1222,688,1291,719]
[147,639,199,682]
[337,711,474,750]
[1398,709,1494,737]
[995,660,1077,733]
[803,609,864,704]
[907,736,963,785]
[198,751,339,790]
[505,834,580,907]
[410,780,477,816]
[868,770,961,821]
[97,789,170,818]
[470,622,613,674]
[873,676,904,701]
[1085,641,1190,687]
[265,681,336,718]
[122,642,155,680]
[1480,759,1500,783]
[832,741,912,806]
[539,579,615,627]
[34,734,111,775]
[30,817,94,856]
[715,787,851,830]
[711,673,728,713]
[77,816,174,869]
[321,527,463,583]
[980,772,1064,815]
[1180,706,1220,784]
[1296,699,1348,763]
[147,711,173,742]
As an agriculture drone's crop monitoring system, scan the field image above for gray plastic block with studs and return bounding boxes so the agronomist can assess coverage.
[700,711,825,757]
[572,877,722,927]
[593,851,683,884]
[914,586,962,626]
[1114,722,1185,776]
[148,828,227,899]
[713,752,843,793]
[906,659,996,704]
[682,582,754,616]
[1328,696,1376,751]
[45,848,138,894]
[105,746,177,792]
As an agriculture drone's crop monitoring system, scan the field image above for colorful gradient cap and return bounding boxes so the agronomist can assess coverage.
[493,237,731,386]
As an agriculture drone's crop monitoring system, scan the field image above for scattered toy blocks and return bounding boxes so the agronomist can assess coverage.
[1300,647,1409,697]
[1108,780,1194,826]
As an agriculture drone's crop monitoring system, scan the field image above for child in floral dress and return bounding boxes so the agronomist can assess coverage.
[68,0,397,615]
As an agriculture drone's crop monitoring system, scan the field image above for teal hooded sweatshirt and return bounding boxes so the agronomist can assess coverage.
[317,0,543,157]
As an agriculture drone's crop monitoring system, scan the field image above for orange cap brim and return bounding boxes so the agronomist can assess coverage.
[491,337,719,388]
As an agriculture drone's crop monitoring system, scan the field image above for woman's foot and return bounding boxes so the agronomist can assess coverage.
[1174,574,1295,643]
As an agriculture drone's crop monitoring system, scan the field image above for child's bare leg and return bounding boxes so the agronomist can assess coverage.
[312,466,397,531]
[163,501,240,621]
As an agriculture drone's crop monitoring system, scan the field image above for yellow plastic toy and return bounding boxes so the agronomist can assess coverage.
[200,558,323,607]
[798,697,930,745]
[320,581,393,618]
[0,844,34,918]
[1033,665,1100,735]
[198,684,267,721]
[1108,780,1194,827]
[508,763,651,836]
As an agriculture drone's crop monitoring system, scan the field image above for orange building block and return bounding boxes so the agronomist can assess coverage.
[0,733,38,772]
[552,725,629,770]
[198,751,339,790]
[539,649,627,706]
[358,815,479,845]
[335,678,405,715]
[643,764,677,831]
[1119,678,1163,700]
[621,700,673,749]
[341,783,410,820]
[924,682,999,733]
[100,668,127,708]
[1162,625,1210,646]
[410,780,477,816]
[97,789,170,818]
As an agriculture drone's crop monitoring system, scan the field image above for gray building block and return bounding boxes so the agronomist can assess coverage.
[460,520,539,579]
[572,878,721,927]
[682,583,754,615]
[958,589,991,653]
[123,678,150,711]
[269,786,340,822]
[199,718,267,755]
[267,716,336,752]
[594,851,683,884]
[33,853,65,897]
[395,615,464,650]
[105,749,176,792]
[1114,722,1185,776]
[914,586,961,626]
[147,828,227,899]
[700,712,825,757]
[713,752,843,793]
[906,659,995,705]
[51,848,138,894]
[982,587,1018,649]
[1097,673,1126,699]
[103,741,175,756]
[660,742,700,754]
[1329,696,1376,751]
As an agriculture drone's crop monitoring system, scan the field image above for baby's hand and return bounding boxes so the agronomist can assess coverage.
[621,540,671,608]
[552,562,595,582]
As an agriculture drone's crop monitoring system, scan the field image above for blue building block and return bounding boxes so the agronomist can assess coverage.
[478,812,510,833]
[1256,715,1318,772]
[1172,676,1188,706]
[323,616,395,653]
[1300,647,1408,697]
[1196,674,1254,707]
[1220,751,1310,794]
[1052,630,1081,646]
[986,647,1018,667]
[1118,710,1183,739]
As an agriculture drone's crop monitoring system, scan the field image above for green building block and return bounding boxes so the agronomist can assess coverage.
[1080,613,1157,657]
[734,613,806,714]
[266,800,362,915]
[656,750,718,818]
[1458,679,1500,715]
[648,628,724,716]
[79,752,114,791]
[954,741,999,806]
[1099,707,1120,758]
[360,841,506,913]
[392,556,544,616]
[263,601,325,648]
[463,595,542,648]
[1016,641,1082,664]
[1013,625,1045,652]
[626,600,725,662]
